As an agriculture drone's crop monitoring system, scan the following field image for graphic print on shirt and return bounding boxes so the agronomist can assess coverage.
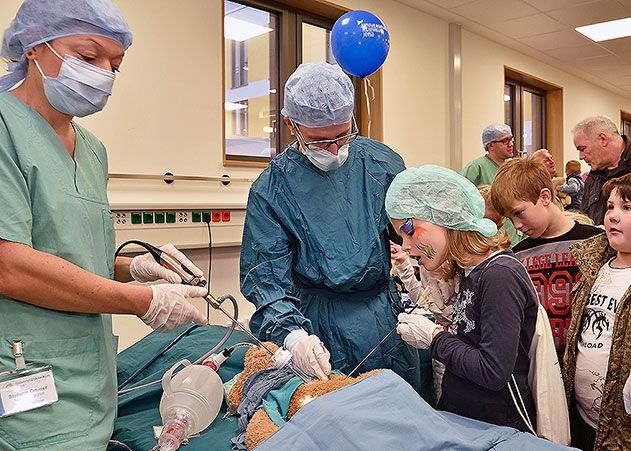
[573,262,630,428]
[588,369,605,414]
[579,270,619,348]
[581,309,610,340]
[451,289,475,333]
[515,242,581,355]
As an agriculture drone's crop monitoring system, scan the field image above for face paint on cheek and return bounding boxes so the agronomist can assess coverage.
[415,243,436,259]
[414,226,427,239]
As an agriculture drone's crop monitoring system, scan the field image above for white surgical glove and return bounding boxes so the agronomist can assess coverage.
[624,370,631,414]
[285,330,331,380]
[397,313,441,349]
[390,241,409,267]
[141,284,208,332]
[130,244,204,283]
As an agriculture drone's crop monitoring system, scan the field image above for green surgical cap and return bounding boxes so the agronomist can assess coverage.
[0,0,132,91]
[385,165,498,237]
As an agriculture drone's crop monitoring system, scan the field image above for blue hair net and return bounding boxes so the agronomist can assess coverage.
[0,0,133,91]
[281,62,354,127]
[481,123,512,149]
[385,165,498,237]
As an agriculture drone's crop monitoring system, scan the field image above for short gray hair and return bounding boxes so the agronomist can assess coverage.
[572,116,619,141]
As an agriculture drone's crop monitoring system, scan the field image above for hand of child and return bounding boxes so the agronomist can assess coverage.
[390,241,409,267]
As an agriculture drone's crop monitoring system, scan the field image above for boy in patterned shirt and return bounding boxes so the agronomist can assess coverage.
[490,157,601,362]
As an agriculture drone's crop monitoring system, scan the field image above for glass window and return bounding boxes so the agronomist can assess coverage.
[522,89,544,156]
[504,83,515,138]
[302,22,336,64]
[224,1,279,163]
[223,1,376,166]
[504,79,545,157]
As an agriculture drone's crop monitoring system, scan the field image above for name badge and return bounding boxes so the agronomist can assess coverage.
[0,364,58,417]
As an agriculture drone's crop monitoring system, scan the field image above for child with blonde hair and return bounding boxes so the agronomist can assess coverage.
[558,160,585,211]
[385,165,538,432]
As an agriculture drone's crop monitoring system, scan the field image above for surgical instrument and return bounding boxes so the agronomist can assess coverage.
[120,240,207,287]
[346,286,432,378]
[150,246,311,383]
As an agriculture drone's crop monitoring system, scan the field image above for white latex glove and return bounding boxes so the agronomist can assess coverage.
[130,244,204,283]
[285,330,331,380]
[624,370,631,414]
[141,284,208,332]
[390,241,409,267]
[397,313,441,349]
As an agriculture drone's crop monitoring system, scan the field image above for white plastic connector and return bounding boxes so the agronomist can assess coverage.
[273,348,292,369]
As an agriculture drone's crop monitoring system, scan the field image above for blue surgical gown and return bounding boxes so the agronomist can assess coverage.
[240,137,433,400]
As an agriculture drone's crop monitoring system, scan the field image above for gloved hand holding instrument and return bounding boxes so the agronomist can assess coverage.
[129,242,207,286]
[284,329,332,380]
[120,240,312,383]
[115,241,209,332]
[346,286,434,378]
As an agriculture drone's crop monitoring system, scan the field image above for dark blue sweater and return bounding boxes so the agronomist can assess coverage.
[431,251,538,431]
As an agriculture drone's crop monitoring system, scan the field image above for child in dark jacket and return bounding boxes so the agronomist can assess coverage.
[385,165,538,433]
[558,160,585,211]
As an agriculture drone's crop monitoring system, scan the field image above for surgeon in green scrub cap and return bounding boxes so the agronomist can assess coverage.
[240,62,434,402]
[0,1,208,449]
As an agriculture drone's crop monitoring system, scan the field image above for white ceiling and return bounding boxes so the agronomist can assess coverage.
[397,0,631,97]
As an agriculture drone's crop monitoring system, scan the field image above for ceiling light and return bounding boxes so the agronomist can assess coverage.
[575,17,631,42]
[225,16,272,42]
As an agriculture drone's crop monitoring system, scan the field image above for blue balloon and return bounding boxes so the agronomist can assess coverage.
[331,10,390,78]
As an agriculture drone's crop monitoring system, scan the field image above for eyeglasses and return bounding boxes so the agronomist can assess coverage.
[493,137,514,145]
[399,218,415,237]
[292,117,359,151]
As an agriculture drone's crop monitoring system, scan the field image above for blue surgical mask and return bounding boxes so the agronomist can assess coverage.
[303,143,350,172]
[34,42,115,117]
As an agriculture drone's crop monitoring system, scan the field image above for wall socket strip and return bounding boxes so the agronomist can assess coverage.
[113,210,233,228]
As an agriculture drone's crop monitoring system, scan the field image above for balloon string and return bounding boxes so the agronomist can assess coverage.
[363,77,375,139]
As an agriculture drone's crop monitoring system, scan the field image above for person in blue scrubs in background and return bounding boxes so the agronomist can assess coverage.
[240,62,432,400]
[0,2,208,449]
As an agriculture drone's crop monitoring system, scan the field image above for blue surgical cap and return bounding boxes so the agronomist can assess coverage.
[385,165,498,237]
[0,0,133,91]
[482,123,512,149]
[281,62,354,127]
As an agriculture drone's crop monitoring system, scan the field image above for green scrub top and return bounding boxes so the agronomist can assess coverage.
[461,154,498,186]
[461,154,524,247]
[0,92,117,450]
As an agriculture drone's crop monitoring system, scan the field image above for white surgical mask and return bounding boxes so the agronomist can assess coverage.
[304,143,350,172]
[34,42,115,117]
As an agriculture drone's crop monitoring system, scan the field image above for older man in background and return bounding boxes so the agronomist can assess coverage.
[572,116,631,224]
[532,148,557,177]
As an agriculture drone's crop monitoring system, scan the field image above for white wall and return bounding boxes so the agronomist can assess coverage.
[2,0,631,349]
[461,29,631,171]
[337,0,450,167]
[3,1,631,198]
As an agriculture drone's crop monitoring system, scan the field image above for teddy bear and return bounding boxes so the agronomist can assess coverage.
[552,176,572,207]
[228,342,379,450]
